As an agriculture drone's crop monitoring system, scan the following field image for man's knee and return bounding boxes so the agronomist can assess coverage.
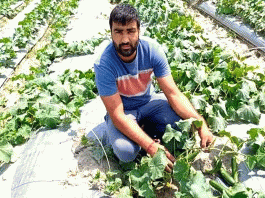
[112,139,140,163]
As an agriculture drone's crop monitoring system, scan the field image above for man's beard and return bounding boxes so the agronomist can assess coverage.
[113,39,139,57]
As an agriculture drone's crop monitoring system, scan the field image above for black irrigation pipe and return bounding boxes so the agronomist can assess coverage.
[192,0,265,54]
[0,24,49,91]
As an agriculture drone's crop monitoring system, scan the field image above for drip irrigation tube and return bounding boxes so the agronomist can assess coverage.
[0,23,48,91]
[194,1,265,54]
[0,1,25,19]
[10,1,24,10]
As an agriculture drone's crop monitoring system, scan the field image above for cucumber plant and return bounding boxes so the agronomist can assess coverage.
[0,0,29,18]
[215,0,265,35]
[0,0,105,163]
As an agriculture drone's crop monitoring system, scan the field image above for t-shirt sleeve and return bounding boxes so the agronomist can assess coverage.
[150,40,171,78]
[94,60,118,97]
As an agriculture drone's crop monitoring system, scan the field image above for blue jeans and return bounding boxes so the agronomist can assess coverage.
[105,93,181,162]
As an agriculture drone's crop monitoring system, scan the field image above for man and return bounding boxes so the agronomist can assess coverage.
[94,4,213,172]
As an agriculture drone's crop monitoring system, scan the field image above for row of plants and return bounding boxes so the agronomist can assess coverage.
[214,0,265,35]
[87,118,265,197]
[142,0,265,133]
[0,0,28,18]
[87,0,265,197]
[0,0,79,70]
[137,0,265,195]
[0,0,106,163]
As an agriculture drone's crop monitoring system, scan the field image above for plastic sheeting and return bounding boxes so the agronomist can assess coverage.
[0,0,46,90]
[11,129,109,198]
[195,1,265,53]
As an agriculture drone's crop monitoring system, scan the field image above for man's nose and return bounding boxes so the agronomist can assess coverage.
[121,33,129,44]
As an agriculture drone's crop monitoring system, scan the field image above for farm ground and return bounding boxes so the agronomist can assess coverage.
[0,0,265,197]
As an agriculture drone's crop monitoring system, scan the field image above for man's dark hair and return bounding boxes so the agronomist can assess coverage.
[109,4,140,30]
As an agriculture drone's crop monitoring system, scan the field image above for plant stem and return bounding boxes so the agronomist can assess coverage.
[90,129,111,172]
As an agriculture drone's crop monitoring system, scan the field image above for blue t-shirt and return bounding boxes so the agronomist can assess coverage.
[94,36,171,110]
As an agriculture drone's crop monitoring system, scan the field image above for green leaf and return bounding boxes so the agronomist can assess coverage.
[221,81,240,96]
[17,125,32,139]
[218,130,231,137]
[184,80,197,92]
[116,186,133,198]
[66,95,85,111]
[227,106,237,121]
[186,171,212,198]
[191,67,207,84]
[237,103,260,124]
[207,112,227,133]
[149,148,167,180]
[247,128,265,140]
[173,47,185,62]
[129,163,151,192]
[236,89,250,101]
[176,118,194,133]
[173,158,190,182]
[179,170,212,198]
[231,136,245,150]
[17,97,28,111]
[190,95,207,110]
[212,98,228,117]
[175,191,187,197]
[183,138,196,150]
[5,118,18,131]
[139,182,156,198]
[246,155,257,170]
[207,71,224,87]
[204,86,220,101]
[0,140,13,163]
[256,143,265,168]
[35,107,61,129]
[242,79,257,93]
[49,84,70,104]
[71,84,86,97]
[163,124,182,143]
[192,120,203,128]
[105,174,123,195]
[27,77,54,90]
[256,91,265,111]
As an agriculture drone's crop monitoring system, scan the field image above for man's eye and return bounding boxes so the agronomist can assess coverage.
[128,30,136,34]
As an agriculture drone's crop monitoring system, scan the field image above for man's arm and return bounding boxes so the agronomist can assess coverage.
[157,74,213,148]
[100,92,175,171]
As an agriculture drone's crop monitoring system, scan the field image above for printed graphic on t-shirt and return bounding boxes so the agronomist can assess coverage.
[117,68,153,97]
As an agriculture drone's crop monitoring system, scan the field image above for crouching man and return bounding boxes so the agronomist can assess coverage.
[94,4,213,172]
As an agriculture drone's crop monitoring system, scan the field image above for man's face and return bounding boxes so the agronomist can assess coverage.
[111,20,139,62]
